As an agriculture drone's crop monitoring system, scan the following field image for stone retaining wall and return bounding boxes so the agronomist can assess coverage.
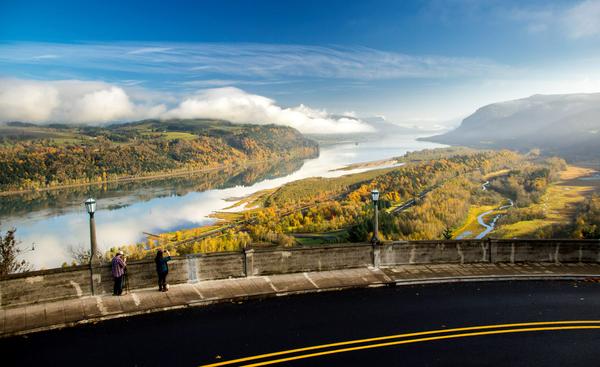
[491,239,600,263]
[1,239,599,307]
[377,240,491,266]
[246,244,372,276]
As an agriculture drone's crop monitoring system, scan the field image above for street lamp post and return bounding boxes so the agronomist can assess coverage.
[84,198,98,295]
[371,189,380,244]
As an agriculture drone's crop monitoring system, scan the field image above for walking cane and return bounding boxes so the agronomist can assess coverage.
[123,267,130,295]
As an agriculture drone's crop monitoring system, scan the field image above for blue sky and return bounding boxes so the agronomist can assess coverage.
[1,0,600,132]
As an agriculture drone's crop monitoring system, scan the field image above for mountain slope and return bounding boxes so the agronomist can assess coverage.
[422,93,600,160]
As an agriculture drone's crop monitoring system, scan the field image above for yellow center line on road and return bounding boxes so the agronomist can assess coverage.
[200,320,600,367]
[242,326,600,367]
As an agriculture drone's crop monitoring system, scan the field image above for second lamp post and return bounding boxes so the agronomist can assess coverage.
[371,189,380,244]
[84,198,98,262]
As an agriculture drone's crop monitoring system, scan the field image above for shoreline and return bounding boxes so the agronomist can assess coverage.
[0,155,314,198]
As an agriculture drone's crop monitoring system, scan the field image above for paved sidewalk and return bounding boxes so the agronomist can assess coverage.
[2,262,600,338]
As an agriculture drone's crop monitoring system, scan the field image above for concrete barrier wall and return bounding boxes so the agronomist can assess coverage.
[2,239,600,307]
[0,254,228,307]
[491,239,600,263]
[378,240,490,266]
[0,266,91,307]
[197,252,245,280]
[246,244,372,276]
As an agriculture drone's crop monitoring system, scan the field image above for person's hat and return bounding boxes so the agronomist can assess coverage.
[118,250,124,255]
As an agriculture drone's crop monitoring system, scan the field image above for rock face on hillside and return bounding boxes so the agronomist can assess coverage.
[422,93,600,160]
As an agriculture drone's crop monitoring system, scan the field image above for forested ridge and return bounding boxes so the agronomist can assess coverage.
[0,119,318,192]
[0,158,305,219]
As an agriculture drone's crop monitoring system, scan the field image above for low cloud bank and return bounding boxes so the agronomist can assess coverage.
[0,79,166,123]
[164,87,373,134]
[0,79,372,134]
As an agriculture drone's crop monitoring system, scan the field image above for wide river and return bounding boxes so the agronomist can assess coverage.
[0,133,444,269]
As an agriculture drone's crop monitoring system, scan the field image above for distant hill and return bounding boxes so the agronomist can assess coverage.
[360,116,427,134]
[0,119,318,192]
[421,93,600,160]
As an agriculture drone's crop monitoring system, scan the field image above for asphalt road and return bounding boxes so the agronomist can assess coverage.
[4,280,600,366]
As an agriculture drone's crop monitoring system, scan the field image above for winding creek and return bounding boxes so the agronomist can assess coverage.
[456,181,514,240]
[1,133,445,269]
[475,199,514,239]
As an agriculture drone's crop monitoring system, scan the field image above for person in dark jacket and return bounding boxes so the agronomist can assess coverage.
[155,249,171,292]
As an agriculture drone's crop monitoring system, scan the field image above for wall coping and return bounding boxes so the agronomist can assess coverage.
[489,238,600,243]
[3,239,600,309]
[247,242,372,253]
[0,263,90,281]
[0,250,245,281]
[3,239,600,280]
[383,239,600,244]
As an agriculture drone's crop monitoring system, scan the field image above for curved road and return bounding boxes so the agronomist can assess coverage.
[4,281,600,366]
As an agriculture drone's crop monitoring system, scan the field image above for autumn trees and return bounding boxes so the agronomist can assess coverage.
[572,195,600,239]
[0,120,318,191]
[101,147,572,258]
[0,226,31,275]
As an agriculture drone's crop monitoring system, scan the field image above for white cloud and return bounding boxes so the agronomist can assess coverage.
[506,7,555,34]
[0,42,508,81]
[69,87,135,123]
[504,0,600,39]
[0,80,59,121]
[564,0,600,38]
[126,47,173,55]
[31,54,60,60]
[0,79,371,134]
[0,78,167,123]
[164,87,374,134]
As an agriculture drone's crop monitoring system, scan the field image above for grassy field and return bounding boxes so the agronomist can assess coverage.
[0,124,89,146]
[294,237,325,245]
[293,230,350,246]
[494,165,599,238]
[483,169,510,180]
[142,131,198,141]
[223,189,275,211]
[560,165,596,180]
[210,211,244,221]
[50,137,87,145]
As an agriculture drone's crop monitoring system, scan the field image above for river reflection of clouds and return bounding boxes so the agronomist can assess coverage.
[4,134,445,269]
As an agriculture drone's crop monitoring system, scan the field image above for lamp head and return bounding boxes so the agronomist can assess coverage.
[371,189,380,202]
[84,198,96,215]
